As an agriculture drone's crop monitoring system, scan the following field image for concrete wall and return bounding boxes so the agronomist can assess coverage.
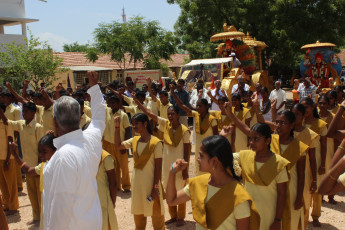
[0,34,26,52]
[0,0,26,18]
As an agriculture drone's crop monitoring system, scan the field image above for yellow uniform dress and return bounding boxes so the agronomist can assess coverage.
[233,151,289,230]
[96,151,119,230]
[155,99,172,120]
[122,137,164,216]
[305,119,328,187]
[8,119,44,220]
[84,105,92,118]
[339,172,345,186]
[157,117,190,220]
[35,105,44,124]
[305,119,328,222]
[191,111,217,175]
[34,162,45,230]
[185,185,250,230]
[294,127,318,226]
[80,113,92,129]
[271,135,308,230]
[320,114,335,171]
[42,105,55,134]
[4,103,22,189]
[0,122,18,211]
[210,110,232,143]
[184,174,259,230]
[103,108,131,190]
[157,117,190,189]
[232,108,251,152]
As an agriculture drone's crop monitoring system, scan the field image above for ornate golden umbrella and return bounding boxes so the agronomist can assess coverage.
[301,40,336,49]
[210,24,245,42]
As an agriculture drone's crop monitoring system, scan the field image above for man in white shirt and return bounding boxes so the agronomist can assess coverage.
[189,82,211,109]
[210,80,227,111]
[269,80,286,112]
[43,71,106,230]
[231,75,250,95]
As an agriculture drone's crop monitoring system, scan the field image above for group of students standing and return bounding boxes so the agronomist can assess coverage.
[1,73,345,230]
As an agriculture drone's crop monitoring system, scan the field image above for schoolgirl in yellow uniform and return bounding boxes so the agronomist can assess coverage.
[166,135,260,230]
[133,96,191,227]
[114,113,165,230]
[170,86,218,175]
[301,97,328,227]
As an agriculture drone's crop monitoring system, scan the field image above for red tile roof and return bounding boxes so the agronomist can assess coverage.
[54,52,190,70]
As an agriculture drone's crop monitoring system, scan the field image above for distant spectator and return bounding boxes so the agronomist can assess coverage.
[230,52,241,68]
[125,81,135,98]
[142,84,150,97]
[253,82,263,100]
[269,80,286,112]
[260,87,272,121]
[169,79,190,126]
[189,82,211,109]
[231,75,249,98]
[298,78,317,101]
[210,80,227,111]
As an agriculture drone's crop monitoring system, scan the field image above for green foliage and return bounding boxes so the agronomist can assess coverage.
[88,16,178,70]
[168,0,345,75]
[0,34,67,91]
[63,42,90,52]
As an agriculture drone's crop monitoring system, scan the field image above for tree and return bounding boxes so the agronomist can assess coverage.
[0,34,67,90]
[63,42,90,52]
[87,16,178,71]
[167,0,345,75]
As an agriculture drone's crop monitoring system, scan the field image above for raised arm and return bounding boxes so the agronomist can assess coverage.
[207,90,219,106]
[318,138,345,194]
[295,156,306,210]
[166,159,190,206]
[327,100,345,139]
[146,78,158,102]
[223,102,250,136]
[22,79,30,100]
[84,71,106,142]
[131,92,159,123]
[253,96,277,130]
[114,117,126,150]
[5,82,28,104]
[8,141,38,176]
[170,84,192,116]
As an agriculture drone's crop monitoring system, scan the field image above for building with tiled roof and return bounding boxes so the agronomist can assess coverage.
[53,52,190,89]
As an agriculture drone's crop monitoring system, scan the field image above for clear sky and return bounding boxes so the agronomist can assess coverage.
[6,0,180,52]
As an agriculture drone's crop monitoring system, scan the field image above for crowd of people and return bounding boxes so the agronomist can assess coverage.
[0,70,344,230]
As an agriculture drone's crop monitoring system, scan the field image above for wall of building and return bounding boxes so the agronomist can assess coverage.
[0,0,26,18]
[51,69,118,90]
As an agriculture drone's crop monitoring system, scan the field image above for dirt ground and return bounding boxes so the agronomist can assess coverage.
[6,151,345,230]
[5,89,345,229]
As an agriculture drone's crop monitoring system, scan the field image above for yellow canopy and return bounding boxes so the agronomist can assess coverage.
[301,40,336,49]
[210,25,245,42]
